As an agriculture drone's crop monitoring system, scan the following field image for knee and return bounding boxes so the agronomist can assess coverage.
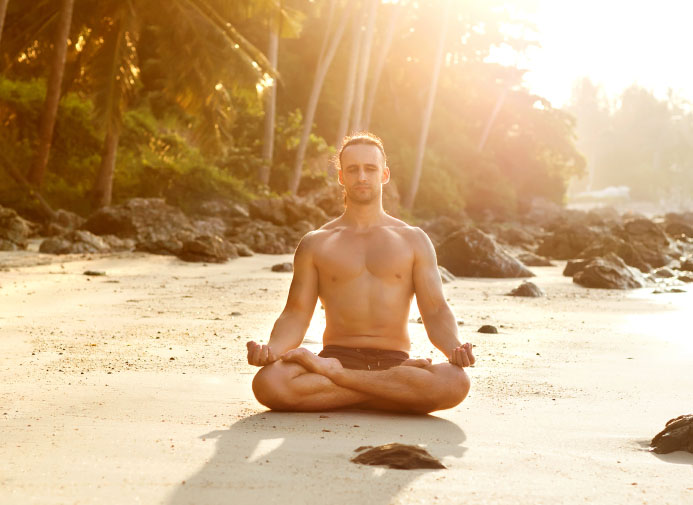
[433,364,471,410]
[251,362,296,410]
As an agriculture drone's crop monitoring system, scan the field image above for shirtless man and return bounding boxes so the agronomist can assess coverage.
[247,132,475,414]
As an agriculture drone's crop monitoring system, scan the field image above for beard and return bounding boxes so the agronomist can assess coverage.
[345,184,379,204]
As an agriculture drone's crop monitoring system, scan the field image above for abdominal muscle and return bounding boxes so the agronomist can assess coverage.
[319,276,413,353]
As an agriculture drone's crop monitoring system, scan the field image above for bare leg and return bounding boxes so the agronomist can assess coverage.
[252,359,374,411]
[281,348,471,414]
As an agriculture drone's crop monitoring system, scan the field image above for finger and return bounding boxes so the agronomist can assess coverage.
[251,346,263,365]
[246,341,256,363]
[261,345,269,365]
[267,347,277,363]
[465,343,476,365]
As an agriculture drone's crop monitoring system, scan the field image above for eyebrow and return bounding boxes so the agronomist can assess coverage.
[346,163,379,169]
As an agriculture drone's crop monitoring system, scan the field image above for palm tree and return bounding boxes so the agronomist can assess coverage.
[402,0,451,210]
[289,0,352,194]
[349,0,377,132]
[334,14,363,150]
[27,0,74,187]
[0,0,10,48]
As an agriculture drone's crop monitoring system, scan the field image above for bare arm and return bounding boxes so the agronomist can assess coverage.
[247,233,319,366]
[412,228,474,367]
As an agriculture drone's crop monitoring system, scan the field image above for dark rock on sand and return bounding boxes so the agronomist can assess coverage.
[537,224,600,260]
[653,267,676,278]
[678,274,693,283]
[478,325,498,334]
[83,198,193,243]
[578,235,651,273]
[83,270,106,276]
[509,281,544,297]
[572,253,645,289]
[351,443,445,470]
[517,252,553,267]
[650,414,693,454]
[664,212,693,238]
[0,205,33,251]
[563,259,591,277]
[680,258,693,272]
[616,218,677,269]
[177,235,237,263]
[271,262,293,272]
[436,228,534,278]
[39,230,111,254]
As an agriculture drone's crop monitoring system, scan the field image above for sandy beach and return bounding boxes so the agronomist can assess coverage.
[1,245,692,505]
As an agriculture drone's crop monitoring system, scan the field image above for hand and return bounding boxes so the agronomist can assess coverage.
[448,342,475,368]
[246,341,279,367]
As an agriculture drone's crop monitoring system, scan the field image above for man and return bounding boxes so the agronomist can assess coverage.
[247,132,475,414]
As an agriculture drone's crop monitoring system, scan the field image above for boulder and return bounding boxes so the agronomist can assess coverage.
[563,259,590,277]
[653,267,676,278]
[248,198,288,226]
[421,216,466,247]
[578,235,651,273]
[226,219,298,254]
[517,252,553,267]
[39,230,111,255]
[478,325,498,334]
[102,235,135,252]
[177,235,238,263]
[572,253,645,289]
[680,258,693,272]
[616,218,677,268]
[283,195,329,228]
[436,228,534,278]
[351,443,445,470]
[0,205,33,250]
[664,212,693,238]
[83,198,193,243]
[271,262,293,272]
[650,414,693,454]
[196,200,249,219]
[537,224,601,260]
[508,281,544,297]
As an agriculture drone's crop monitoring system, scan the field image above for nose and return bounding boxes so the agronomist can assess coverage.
[358,168,368,181]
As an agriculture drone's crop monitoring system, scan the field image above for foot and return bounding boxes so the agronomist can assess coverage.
[281,348,343,377]
[401,358,433,368]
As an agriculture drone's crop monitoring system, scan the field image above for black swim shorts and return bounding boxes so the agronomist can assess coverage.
[318,345,409,371]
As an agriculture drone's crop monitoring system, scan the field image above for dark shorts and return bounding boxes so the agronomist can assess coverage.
[318,345,409,371]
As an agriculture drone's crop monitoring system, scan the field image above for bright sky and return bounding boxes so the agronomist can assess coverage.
[492,0,693,108]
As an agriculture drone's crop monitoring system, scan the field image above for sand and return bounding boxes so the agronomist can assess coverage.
[1,243,692,504]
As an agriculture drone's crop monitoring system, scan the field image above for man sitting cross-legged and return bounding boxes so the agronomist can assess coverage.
[247,132,475,414]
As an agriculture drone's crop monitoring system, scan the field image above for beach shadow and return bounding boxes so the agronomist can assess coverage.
[651,451,693,467]
[167,410,467,505]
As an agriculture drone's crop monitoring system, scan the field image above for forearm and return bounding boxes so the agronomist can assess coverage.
[267,310,311,355]
[422,306,462,358]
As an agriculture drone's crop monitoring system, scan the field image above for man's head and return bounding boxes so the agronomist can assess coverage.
[336,132,390,206]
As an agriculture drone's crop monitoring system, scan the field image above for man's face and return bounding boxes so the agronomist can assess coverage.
[338,143,390,205]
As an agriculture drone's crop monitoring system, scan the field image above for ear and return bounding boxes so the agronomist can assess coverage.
[337,169,345,186]
[381,166,390,184]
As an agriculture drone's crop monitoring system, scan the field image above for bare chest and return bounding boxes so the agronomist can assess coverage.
[314,229,414,282]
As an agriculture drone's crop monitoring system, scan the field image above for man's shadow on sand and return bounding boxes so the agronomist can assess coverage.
[167,410,467,505]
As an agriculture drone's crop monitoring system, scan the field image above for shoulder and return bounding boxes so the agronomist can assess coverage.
[388,221,433,248]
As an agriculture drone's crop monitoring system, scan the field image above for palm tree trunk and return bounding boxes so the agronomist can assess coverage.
[349,0,378,132]
[477,87,508,152]
[0,0,10,48]
[362,2,402,129]
[402,0,451,211]
[92,126,121,208]
[27,0,74,187]
[289,4,351,194]
[334,16,362,150]
[259,9,280,186]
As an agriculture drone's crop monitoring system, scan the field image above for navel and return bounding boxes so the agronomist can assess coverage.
[395,273,402,279]
[331,276,337,282]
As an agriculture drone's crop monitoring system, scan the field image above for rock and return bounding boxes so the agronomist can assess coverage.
[664,212,693,238]
[578,235,652,273]
[83,198,193,243]
[653,267,676,278]
[421,216,468,247]
[101,235,135,252]
[283,195,329,227]
[196,200,249,219]
[234,242,254,257]
[136,237,185,256]
[248,198,287,226]
[191,217,227,237]
[225,219,297,254]
[680,258,693,272]
[563,259,591,277]
[438,266,456,283]
[83,270,106,276]
[650,414,693,454]
[271,262,293,272]
[678,274,693,283]
[177,235,237,263]
[310,183,345,217]
[508,281,544,297]
[496,225,537,247]
[0,205,33,250]
[616,218,677,269]
[572,253,645,289]
[436,228,534,278]
[537,224,600,260]
[478,325,498,334]
[517,252,553,267]
[351,443,445,470]
[39,230,111,255]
